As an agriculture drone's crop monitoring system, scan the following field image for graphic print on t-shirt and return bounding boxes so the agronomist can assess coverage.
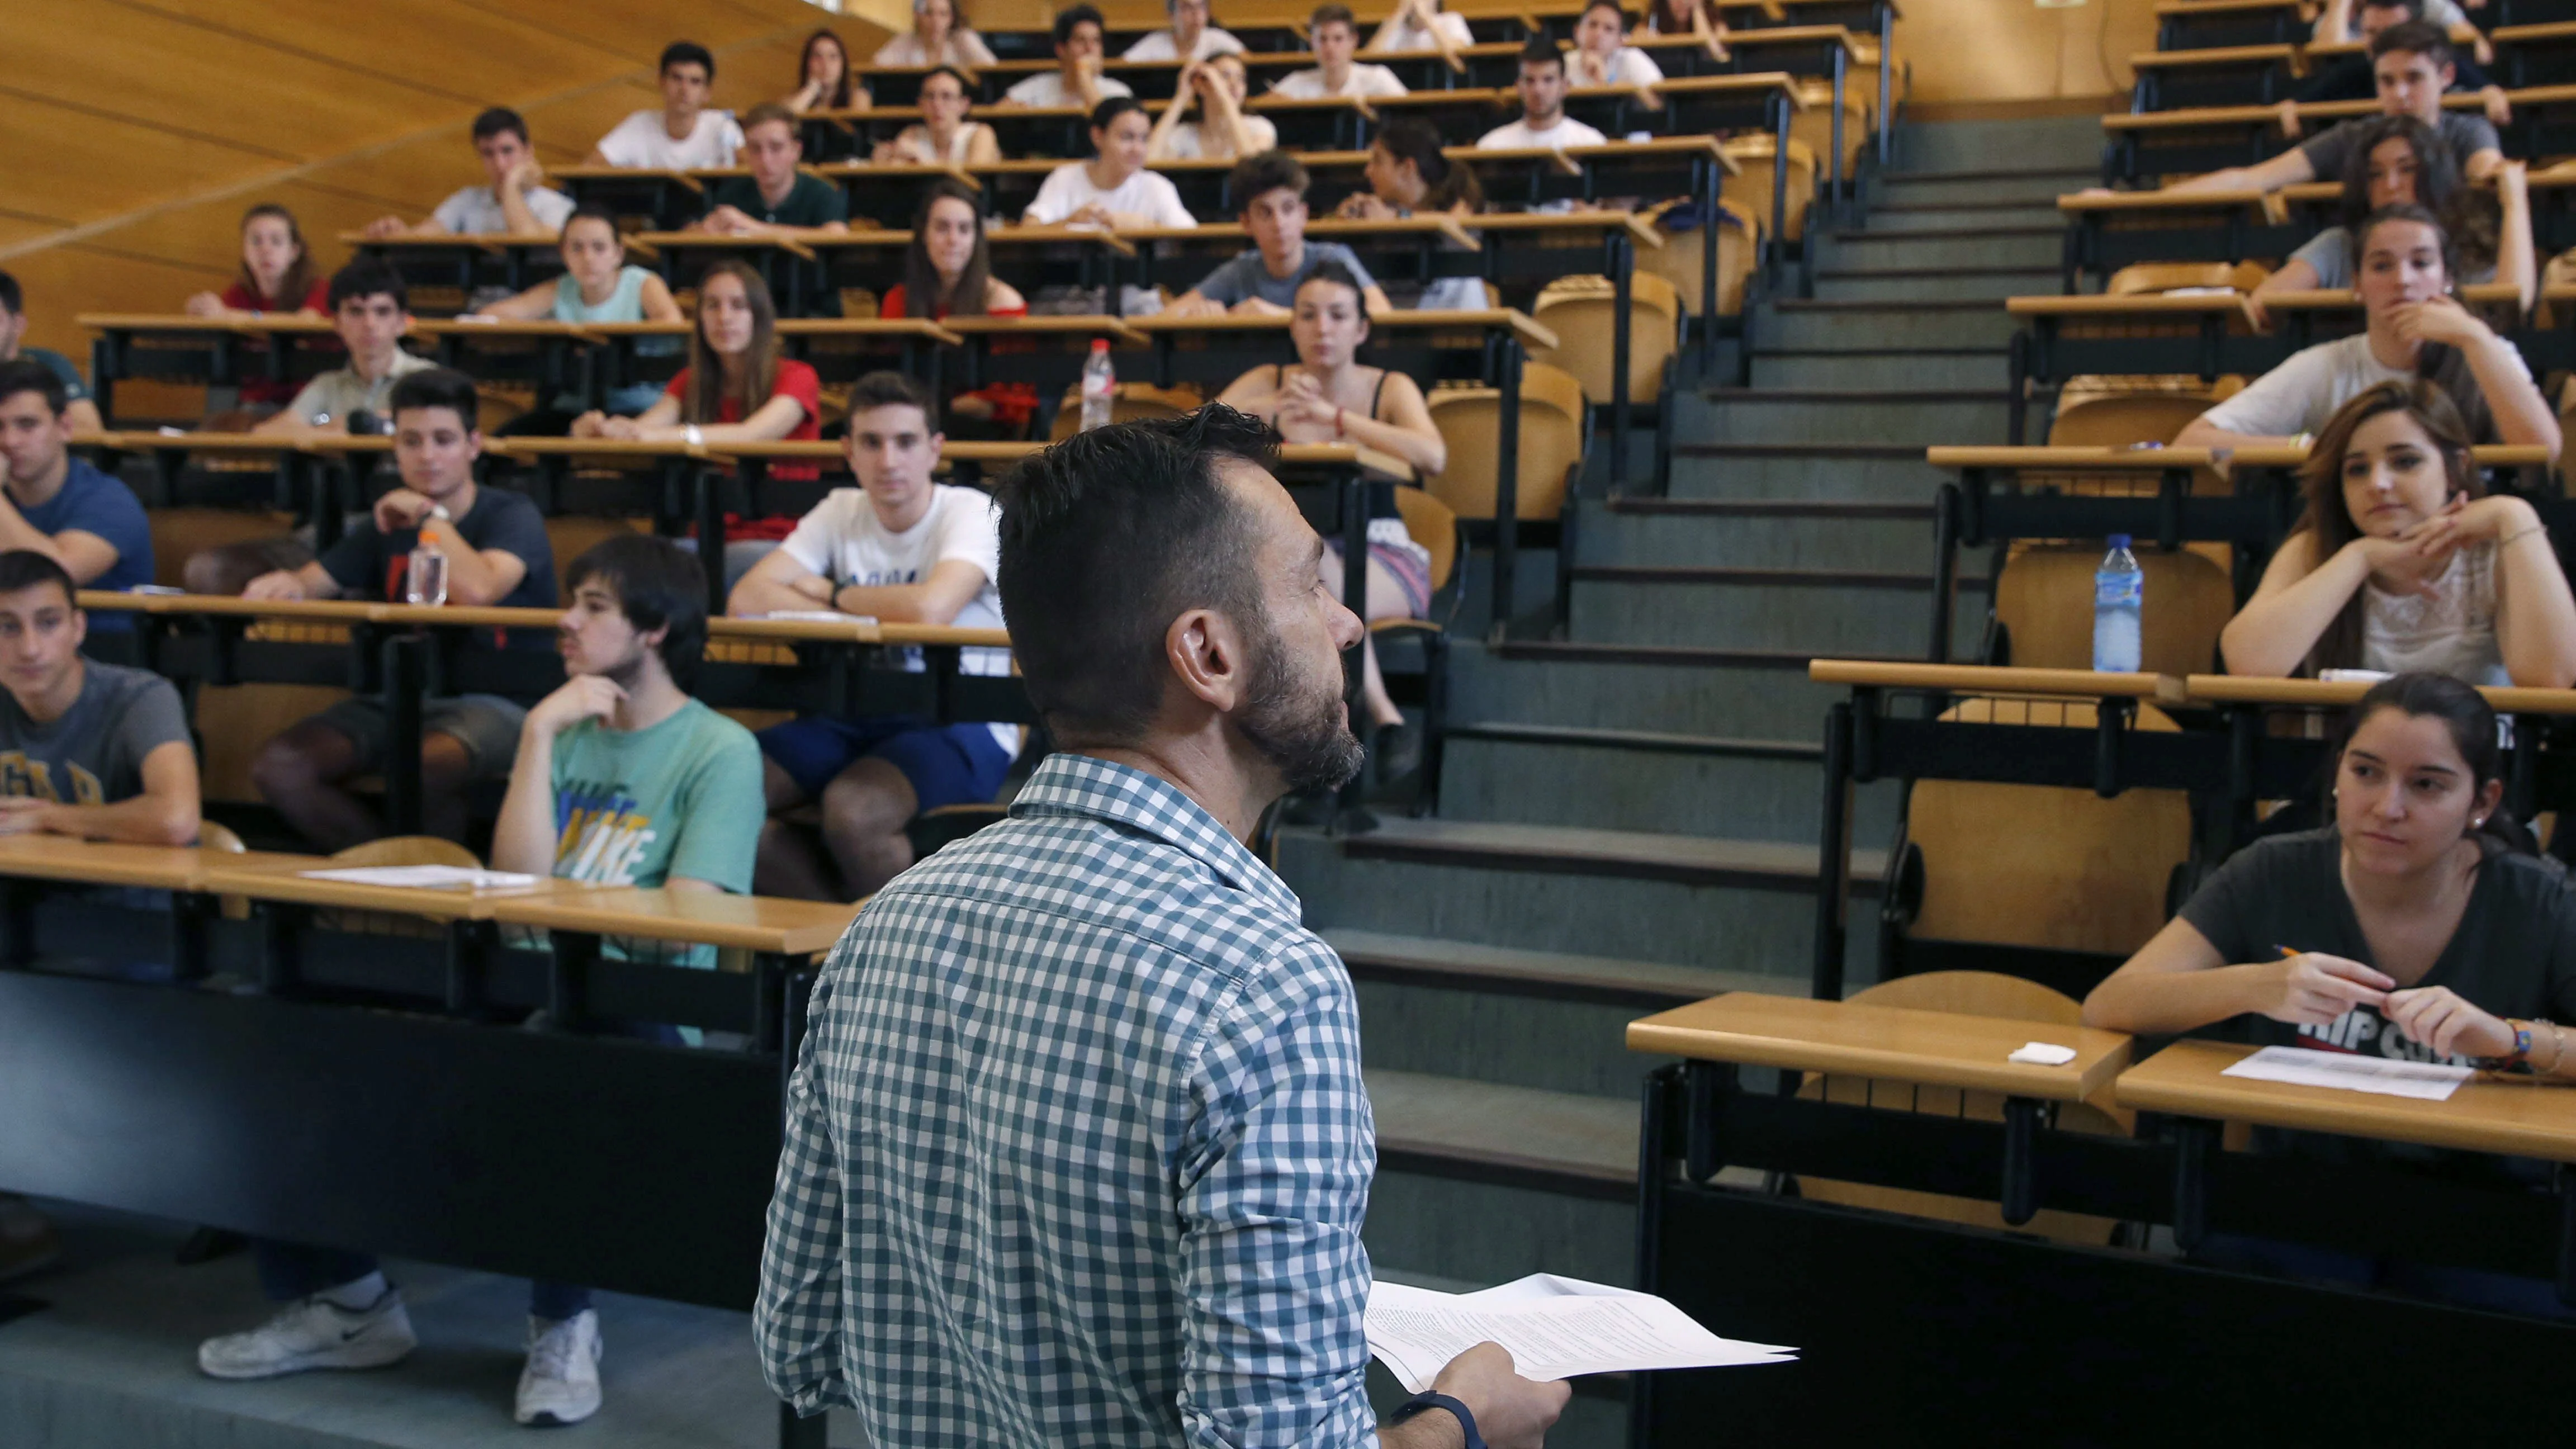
[0,753,101,806]
[2298,1003,2471,1068]
[554,777,659,886]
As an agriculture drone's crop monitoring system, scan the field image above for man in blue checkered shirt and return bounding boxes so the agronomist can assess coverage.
[755,408,1569,1447]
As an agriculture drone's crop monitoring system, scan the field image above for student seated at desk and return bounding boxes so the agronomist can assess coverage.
[1368,0,1474,58]
[182,204,329,418]
[1570,0,1664,88]
[730,372,1018,899]
[2317,0,2478,53]
[465,206,684,428]
[0,550,198,845]
[0,270,102,435]
[783,27,867,115]
[1125,0,1246,61]
[1337,116,1490,309]
[2219,382,2576,686]
[1000,4,1133,108]
[0,361,151,614]
[1215,263,1444,763]
[573,260,822,491]
[1146,53,1278,160]
[1022,97,1197,229]
[1169,151,1394,317]
[247,260,435,440]
[2174,207,2558,456]
[238,368,558,850]
[873,0,998,68]
[2253,114,2532,319]
[870,65,1002,165]
[2083,674,2576,1317]
[361,107,575,240]
[2293,0,2506,132]
[2160,23,2503,197]
[1637,0,1729,61]
[1479,39,1609,150]
[695,103,852,235]
[587,41,745,169]
[880,182,1037,434]
[1274,3,1408,99]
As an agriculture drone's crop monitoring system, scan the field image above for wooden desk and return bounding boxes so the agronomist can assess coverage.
[2053,188,2290,291]
[544,166,709,231]
[0,837,314,893]
[1627,990,2133,1102]
[197,859,576,921]
[2117,1038,2576,1162]
[2181,674,2576,716]
[487,888,859,957]
[1808,659,2187,703]
[1128,305,1557,351]
[2127,42,2305,113]
[2154,0,2312,51]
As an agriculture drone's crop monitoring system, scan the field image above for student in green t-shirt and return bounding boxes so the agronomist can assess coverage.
[491,533,765,973]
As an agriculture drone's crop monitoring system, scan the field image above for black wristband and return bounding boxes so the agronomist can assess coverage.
[1389,1390,1485,1449]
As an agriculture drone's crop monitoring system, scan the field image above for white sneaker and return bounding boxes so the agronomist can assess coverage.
[514,1309,603,1427]
[197,1289,417,1379]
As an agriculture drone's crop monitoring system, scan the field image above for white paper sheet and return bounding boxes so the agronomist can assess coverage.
[2219,1044,2474,1101]
[1365,1275,1796,1393]
[2008,1041,2077,1066]
[297,865,538,889]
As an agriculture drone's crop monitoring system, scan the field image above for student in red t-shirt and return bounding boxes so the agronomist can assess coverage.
[182,204,330,413]
[879,181,1036,434]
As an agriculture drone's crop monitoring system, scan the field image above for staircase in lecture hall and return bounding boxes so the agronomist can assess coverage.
[1278,115,2106,1445]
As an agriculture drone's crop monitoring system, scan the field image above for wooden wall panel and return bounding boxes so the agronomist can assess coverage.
[1896,0,2158,105]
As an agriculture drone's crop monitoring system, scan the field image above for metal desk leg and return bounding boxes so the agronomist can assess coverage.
[382,633,427,837]
[1490,338,1525,642]
[695,468,728,619]
[1608,230,1633,496]
[1829,46,1849,224]
[2171,1116,2218,1253]
[1999,1096,2040,1225]
[1811,700,1854,1001]
[1877,2,1896,167]
[1696,158,1721,370]
[1769,92,1793,276]
[1335,471,1377,827]
[91,335,120,429]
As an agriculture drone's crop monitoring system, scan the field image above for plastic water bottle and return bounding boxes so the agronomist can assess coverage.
[2092,534,2142,673]
[1079,339,1115,432]
[405,540,449,607]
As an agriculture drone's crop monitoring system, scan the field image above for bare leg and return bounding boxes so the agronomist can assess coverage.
[817,757,920,901]
[1318,547,1418,728]
[250,719,379,852]
[418,733,476,844]
[753,757,842,900]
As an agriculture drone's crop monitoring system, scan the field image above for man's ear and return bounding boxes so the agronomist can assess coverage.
[1164,604,1249,715]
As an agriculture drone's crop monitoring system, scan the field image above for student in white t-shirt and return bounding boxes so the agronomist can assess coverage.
[1147,54,1279,160]
[1022,98,1198,229]
[1125,0,1246,61]
[1001,4,1135,108]
[588,41,746,169]
[1367,0,1474,57]
[2176,206,2558,456]
[362,108,575,239]
[1569,0,1664,87]
[1477,39,1609,149]
[1273,3,1408,100]
[728,372,1017,900]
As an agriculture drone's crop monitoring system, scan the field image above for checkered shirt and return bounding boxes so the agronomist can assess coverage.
[756,752,1381,1447]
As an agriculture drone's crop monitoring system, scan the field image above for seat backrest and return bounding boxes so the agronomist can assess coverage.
[1720,134,1820,243]
[1390,484,1460,594]
[2044,390,2213,449]
[1423,362,1586,522]
[1847,969,2084,1022]
[1788,77,1870,175]
[1046,381,1203,442]
[1530,272,1683,404]
[1642,198,1760,318]
[1994,543,2234,677]
[196,820,247,853]
[153,509,299,590]
[328,836,482,869]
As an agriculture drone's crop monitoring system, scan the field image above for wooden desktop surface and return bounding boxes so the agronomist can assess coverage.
[1808,659,2185,702]
[197,859,582,920]
[2116,1039,2576,1162]
[1626,991,2134,1102]
[486,887,860,956]
[0,837,316,892]
[2181,674,2576,715]
[1129,306,1558,350]
[1925,445,2222,470]
[73,591,1014,651]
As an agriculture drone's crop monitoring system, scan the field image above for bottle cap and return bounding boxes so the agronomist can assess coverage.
[1090,338,1109,352]
[2106,534,2131,550]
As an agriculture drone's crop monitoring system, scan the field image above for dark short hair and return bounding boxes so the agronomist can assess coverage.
[1520,34,1566,71]
[741,100,799,135]
[1055,3,1105,44]
[565,534,710,691]
[993,406,1279,743]
[560,202,623,243]
[471,107,530,145]
[0,359,67,418]
[661,40,717,78]
[2371,18,2453,67]
[1091,94,1147,132]
[326,259,407,314]
[844,370,937,427]
[0,270,20,319]
[921,64,973,98]
[389,367,481,429]
[0,550,76,609]
[1310,2,1357,31]
[1229,149,1309,210]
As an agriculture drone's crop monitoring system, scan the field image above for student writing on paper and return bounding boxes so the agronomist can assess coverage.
[2218,383,2576,688]
[2084,675,2576,1312]
[755,409,1568,1447]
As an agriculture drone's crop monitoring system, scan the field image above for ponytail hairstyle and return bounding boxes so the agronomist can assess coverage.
[2355,203,2496,443]
[1375,116,1481,212]
[684,261,781,425]
[2292,380,2480,675]
[2340,671,2534,854]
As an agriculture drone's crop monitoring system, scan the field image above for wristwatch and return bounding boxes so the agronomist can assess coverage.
[427,503,452,524]
[684,423,705,447]
[1388,1391,1485,1448]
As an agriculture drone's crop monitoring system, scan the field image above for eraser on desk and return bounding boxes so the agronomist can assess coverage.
[2008,1041,2077,1067]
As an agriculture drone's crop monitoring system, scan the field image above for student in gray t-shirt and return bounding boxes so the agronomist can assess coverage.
[0,549,200,845]
[1167,150,1397,318]
[252,259,433,436]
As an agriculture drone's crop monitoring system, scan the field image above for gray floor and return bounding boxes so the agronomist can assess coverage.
[0,1202,866,1448]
